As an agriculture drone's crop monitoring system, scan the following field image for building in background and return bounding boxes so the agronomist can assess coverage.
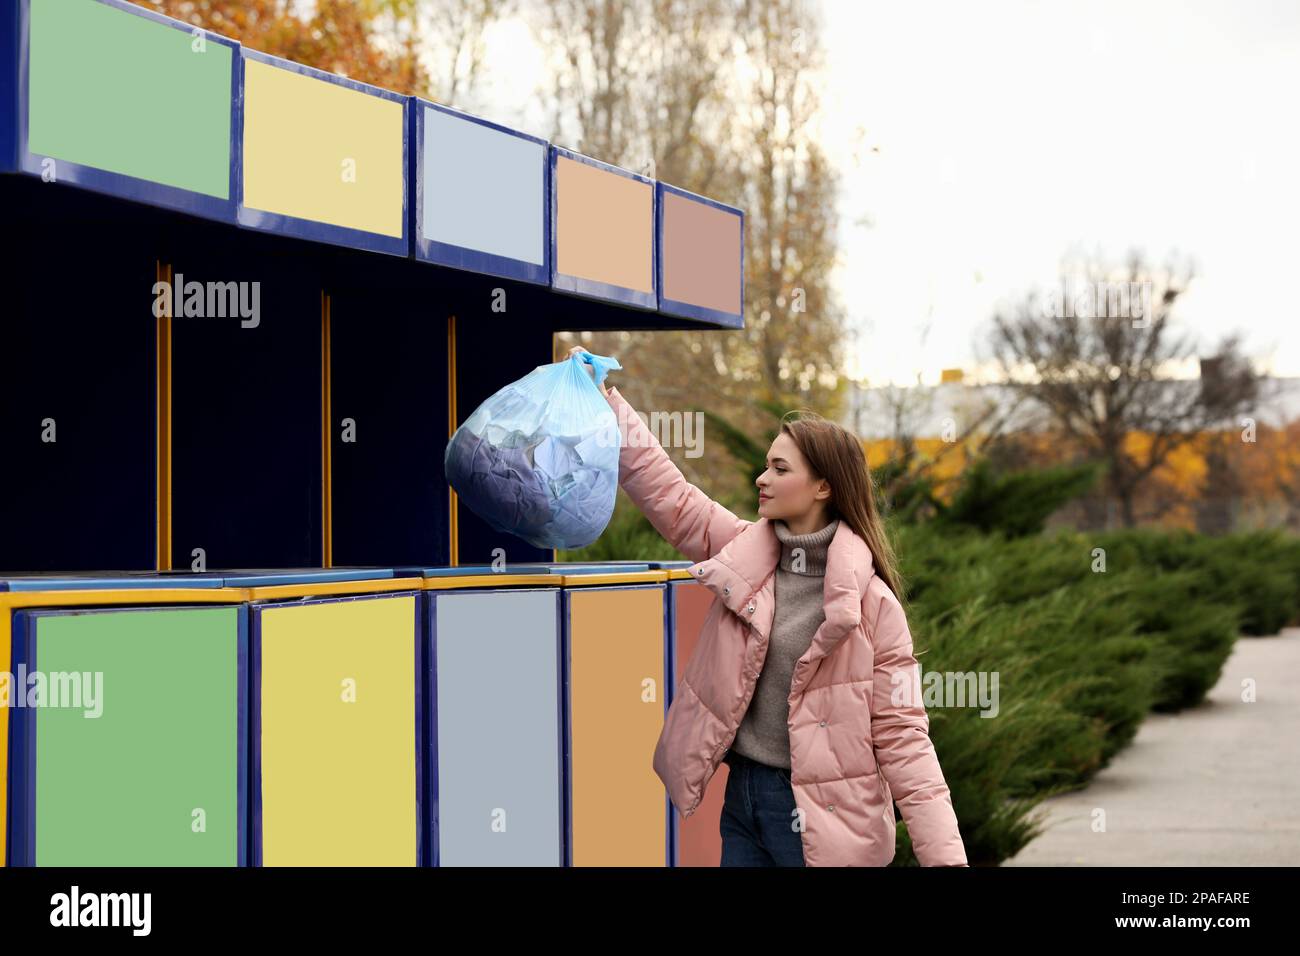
[842,373,1300,533]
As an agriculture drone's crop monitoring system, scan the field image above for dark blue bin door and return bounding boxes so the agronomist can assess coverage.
[169,223,324,569]
[0,177,157,573]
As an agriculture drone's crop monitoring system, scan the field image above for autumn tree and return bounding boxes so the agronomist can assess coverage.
[987,251,1264,528]
[134,0,517,102]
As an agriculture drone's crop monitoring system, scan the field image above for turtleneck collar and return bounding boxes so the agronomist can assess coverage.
[773,517,839,576]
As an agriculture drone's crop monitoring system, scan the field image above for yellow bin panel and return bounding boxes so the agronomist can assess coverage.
[258,594,418,865]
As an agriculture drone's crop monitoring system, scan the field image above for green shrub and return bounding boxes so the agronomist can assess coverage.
[935,458,1103,537]
[1091,528,1299,636]
[886,524,1244,864]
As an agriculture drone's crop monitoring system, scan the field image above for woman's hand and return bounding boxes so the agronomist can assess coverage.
[567,345,609,397]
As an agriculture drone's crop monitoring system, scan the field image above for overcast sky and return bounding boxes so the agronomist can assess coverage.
[817,0,1300,385]
[468,0,1300,386]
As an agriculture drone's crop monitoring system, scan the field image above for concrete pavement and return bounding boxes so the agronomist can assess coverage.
[1004,626,1300,866]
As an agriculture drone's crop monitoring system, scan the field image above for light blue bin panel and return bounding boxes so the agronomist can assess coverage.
[414,100,549,285]
[431,587,563,866]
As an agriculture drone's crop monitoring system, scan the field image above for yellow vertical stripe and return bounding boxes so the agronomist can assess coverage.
[156,261,173,571]
[322,291,333,568]
[448,314,459,566]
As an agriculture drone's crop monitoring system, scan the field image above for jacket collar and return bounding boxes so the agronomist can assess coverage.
[687,517,876,666]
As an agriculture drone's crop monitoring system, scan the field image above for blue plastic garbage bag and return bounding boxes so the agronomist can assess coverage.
[444,351,623,549]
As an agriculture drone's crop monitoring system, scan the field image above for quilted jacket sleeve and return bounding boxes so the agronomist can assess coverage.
[604,385,750,564]
[869,586,969,866]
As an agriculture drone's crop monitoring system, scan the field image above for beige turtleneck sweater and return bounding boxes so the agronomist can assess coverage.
[729,517,840,770]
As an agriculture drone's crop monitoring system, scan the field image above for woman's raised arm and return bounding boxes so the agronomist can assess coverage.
[603,384,750,564]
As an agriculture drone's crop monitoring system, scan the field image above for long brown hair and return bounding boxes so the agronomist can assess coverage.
[778,409,906,603]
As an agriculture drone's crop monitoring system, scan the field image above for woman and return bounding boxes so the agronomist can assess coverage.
[569,346,968,868]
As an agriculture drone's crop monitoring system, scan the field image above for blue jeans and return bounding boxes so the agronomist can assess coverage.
[719,749,806,867]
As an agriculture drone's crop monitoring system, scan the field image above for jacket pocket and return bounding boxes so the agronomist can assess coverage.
[876,763,895,822]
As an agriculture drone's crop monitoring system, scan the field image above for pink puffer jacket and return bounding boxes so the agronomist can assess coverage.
[606,385,968,867]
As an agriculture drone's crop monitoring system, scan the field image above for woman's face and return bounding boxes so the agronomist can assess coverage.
[755,431,830,522]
